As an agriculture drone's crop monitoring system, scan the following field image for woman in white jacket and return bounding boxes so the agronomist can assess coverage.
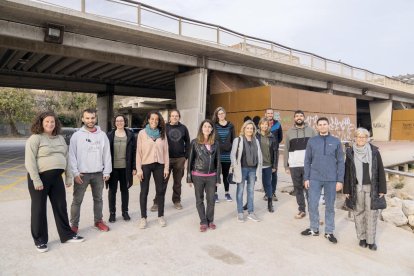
[230,120,263,223]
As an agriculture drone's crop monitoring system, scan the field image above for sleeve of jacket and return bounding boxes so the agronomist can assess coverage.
[303,140,312,181]
[336,141,345,183]
[184,126,191,159]
[343,151,351,194]
[230,123,236,142]
[216,143,221,184]
[69,132,80,177]
[230,137,239,168]
[283,132,290,169]
[102,134,112,177]
[186,140,195,183]
[278,126,283,144]
[24,135,43,188]
[376,151,387,194]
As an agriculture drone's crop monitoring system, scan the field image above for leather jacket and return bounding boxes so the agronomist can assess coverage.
[186,139,221,184]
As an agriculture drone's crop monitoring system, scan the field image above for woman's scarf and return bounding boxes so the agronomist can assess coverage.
[243,136,258,167]
[352,143,372,187]
[145,124,160,140]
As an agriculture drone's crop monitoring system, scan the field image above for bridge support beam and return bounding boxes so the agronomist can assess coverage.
[175,68,208,138]
[97,84,114,133]
[369,100,392,141]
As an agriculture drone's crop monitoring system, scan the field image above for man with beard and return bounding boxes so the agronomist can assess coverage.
[284,110,317,219]
[69,108,112,233]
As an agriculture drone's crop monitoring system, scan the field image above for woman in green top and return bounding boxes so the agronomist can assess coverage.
[107,114,137,223]
[25,111,84,253]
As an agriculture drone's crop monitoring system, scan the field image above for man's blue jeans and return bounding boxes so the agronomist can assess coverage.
[236,167,256,214]
[308,180,336,234]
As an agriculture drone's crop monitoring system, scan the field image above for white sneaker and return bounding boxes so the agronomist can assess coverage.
[66,235,85,243]
[237,213,245,223]
[139,218,147,229]
[247,213,260,222]
[36,244,48,253]
[158,216,167,227]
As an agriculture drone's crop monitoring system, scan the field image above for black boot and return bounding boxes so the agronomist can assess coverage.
[268,198,274,213]
[122,211,131,221]
[109,213,116,223]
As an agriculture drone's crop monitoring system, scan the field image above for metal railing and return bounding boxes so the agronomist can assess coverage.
[32,0,414,94]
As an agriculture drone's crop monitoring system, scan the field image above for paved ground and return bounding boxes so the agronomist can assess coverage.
[0,138,413,275]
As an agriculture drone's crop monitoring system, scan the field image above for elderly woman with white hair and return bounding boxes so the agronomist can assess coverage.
[343,128,387,251]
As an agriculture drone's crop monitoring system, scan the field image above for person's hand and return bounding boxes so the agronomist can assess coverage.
[216,183,220,186]
[164,171,169,179]
[272,168,277,173]
[74,174,83,184]
[132,170,137,176]
[137,172,143,181]
[103,176,110,182]
[304,180,310,189]
[35,185,44,191]
[379,193,385,198]
[336,182,343,192]
[285,168,290,175]
[344,194,350,199]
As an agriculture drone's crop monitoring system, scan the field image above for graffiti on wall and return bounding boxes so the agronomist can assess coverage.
[303,115,355,142]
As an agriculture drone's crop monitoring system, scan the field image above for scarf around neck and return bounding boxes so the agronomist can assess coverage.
[145,124,160,140]
[352,143,372,186]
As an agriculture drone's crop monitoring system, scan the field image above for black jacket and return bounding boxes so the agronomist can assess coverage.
[186,139,221,184]
[256,132,279,170]
[343,144,387,210]
[166,122,191,159]
[107,128,137,188]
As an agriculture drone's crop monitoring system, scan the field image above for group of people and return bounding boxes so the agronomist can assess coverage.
[25,106,386,253]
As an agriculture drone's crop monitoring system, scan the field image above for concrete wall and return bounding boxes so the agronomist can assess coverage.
[369,100,392,141]
[175,68,208,138]
[210,86,357,142]
[391,109,414,141]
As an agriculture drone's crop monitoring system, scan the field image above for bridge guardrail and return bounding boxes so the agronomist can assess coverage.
[32,0,414,94]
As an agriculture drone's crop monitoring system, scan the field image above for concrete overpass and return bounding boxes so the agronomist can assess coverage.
[1,0,414,135]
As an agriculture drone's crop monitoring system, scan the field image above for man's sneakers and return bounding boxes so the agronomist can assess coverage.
[225,193,233,202]
[295,211,306,219]
[247,213,260,222]
[66,235,85,243]
[150,204,158,212]
[94,220,110,232]
[368,244,377,251]
[174,202,183,210]
[36,244,48,253]
[301,228,319,236]
[359,239,367,248]
[200,224,208,232]
[208,223,216,230]
[237,213,244,223]
[324,233,338,244]
[122,212,131,221]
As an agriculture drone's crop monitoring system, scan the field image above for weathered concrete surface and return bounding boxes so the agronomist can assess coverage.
[0,139,413,275]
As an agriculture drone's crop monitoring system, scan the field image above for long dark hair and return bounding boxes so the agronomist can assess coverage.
[142,110,166,139]
[30,111,61,136]
[196,119,215,145]
[212,106,226,124]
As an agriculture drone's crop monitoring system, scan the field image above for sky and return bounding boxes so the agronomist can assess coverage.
[137,0,413,77]
[47,0,413,77]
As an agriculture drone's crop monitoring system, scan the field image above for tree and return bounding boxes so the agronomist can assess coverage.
[59,92,97,127]
[0,88,35,136]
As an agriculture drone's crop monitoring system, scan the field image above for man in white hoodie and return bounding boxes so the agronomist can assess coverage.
[69,108,112,233]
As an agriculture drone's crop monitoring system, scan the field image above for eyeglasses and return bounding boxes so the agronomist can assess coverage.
[355,136,368,139]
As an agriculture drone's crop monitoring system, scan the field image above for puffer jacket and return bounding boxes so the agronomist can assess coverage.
[343,143,387,210]
[186,139,221,184]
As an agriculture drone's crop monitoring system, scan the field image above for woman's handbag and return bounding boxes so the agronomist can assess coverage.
[227,167,236,184]
[371,195,387,210]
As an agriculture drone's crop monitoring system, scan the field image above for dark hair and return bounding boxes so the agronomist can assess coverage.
[212,107,226,124]
[252,116,261,126]
[112,114,128,128]
[317,117,329,124]
[196,119,216,145]
[169,109,181,120]
[143,110,166,139]
[294,110,305,116]
[243,116,252,122]
[82,108,97,117]
[30,111,62,136]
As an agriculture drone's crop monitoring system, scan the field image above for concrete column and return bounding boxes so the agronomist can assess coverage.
[369,100,392,141]
[175,68,208,138]
[97,84,114,132]
[127,108,133,128]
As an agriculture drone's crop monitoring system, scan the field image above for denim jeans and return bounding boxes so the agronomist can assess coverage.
[271,171,278,194]
[236,167,256,214]
[308,180,336,233]
[262,167,273,198]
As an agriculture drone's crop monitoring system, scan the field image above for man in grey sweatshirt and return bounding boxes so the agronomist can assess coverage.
[69,108,112,233]
[284,110,317,219]
[301,117,344,244]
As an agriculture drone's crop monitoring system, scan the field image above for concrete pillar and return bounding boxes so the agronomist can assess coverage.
[97,84,114,132]
[127,108,133,128]
[369,100,392,141]
[175,68,208,138]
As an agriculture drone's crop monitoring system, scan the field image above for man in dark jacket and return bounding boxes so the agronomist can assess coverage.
[151,110,190,211]
[284,110,317,219]
[265,108,283,201]
[301,117,344,244]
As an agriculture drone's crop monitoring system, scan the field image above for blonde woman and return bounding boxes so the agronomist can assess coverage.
[343,128,386,251]
[230,120,263,222]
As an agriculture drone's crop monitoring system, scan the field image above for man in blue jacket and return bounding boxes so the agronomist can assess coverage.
[301,117,344,244]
